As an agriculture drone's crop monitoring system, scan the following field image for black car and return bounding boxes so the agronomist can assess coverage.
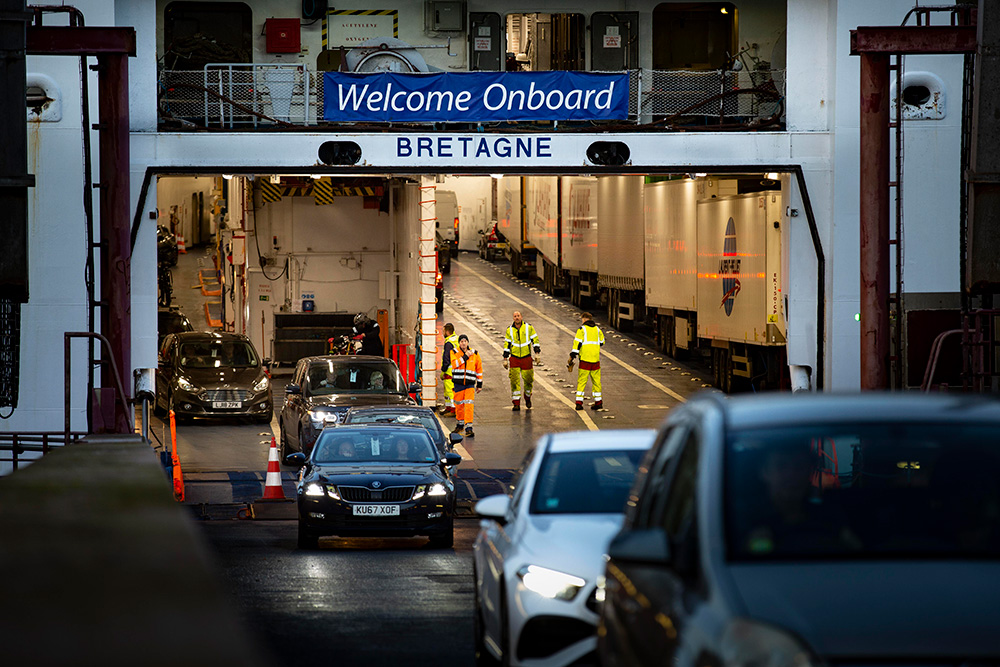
[288,423,462,549]
[157,307,194,345]
[598,392,1000,667]
[155,331,273,423]
[342,405,463,455]
[157,225,178,266]
[279,355,420,461]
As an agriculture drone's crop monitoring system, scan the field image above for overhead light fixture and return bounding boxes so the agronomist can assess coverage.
[693,173,707,178]
[721,7,728,14]
[269,175,281,184]
[222,174,233,180]
[490,174,504,180]
[765,172,780,180]
[310,174,324,179]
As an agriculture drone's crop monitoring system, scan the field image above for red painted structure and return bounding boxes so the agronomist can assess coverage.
[850,23,976,390]
[26,25,136,432]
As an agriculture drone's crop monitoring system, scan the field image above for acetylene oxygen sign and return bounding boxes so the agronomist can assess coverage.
[323,71,630,123]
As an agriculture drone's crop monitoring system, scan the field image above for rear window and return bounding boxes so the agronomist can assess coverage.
[530,450,644,514]
[725,423,1000,560]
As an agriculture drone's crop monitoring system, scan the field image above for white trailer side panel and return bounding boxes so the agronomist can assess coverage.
[697,191,782,345]
[561,176,599,273]
[498,176,522,248]
[524,176,560,268]
[644,179,699,311]
[598,175,644,288]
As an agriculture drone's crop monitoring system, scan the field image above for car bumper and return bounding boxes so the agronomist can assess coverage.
[509,583,599,666]
[297,496,454,537]
[171,391,272,419]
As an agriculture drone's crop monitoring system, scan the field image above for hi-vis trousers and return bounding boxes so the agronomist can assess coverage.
[441,373,455,407]
[575,367,602,405]
[455,387,476,427]
[508,357,534,406]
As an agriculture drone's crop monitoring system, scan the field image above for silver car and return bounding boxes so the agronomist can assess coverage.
[599,392,1000,667]
[473,429,655,666]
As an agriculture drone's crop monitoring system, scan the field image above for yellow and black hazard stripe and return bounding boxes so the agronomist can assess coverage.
[313,178,335,205]
[260,180,283,203]
[323,9,398,49]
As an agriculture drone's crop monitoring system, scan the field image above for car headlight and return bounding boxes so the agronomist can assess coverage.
[413,482,449,500]
[517,565,586,600]
[309,410,335,426]
[304,483,325,497]
[176,377,198,392]
[327,485,341,500]
[251,376,269,392]
[720,619,820,667]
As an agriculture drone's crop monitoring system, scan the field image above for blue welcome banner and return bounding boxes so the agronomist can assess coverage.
[323,71,630,123]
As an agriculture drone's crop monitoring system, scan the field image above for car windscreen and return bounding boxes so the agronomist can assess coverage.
[345,412,438,434]
[530,450,644,514]
[305,361,405,395]
[179,341,258,368]
[725,423,1000,561]
[312,430,438,464]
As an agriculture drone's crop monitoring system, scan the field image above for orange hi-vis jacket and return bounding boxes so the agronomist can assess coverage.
[449,348,483,391]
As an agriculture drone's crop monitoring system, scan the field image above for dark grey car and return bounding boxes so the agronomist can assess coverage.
[279,355,420,461]
[599,392,1000,667]
[155,331,272,423]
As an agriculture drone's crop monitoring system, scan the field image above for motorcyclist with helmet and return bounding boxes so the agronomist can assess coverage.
[352,312,385,356]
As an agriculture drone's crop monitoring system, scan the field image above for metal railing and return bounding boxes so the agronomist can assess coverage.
[158,65,785,130]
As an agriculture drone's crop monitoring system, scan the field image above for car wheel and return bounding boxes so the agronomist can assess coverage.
[279,422,289,460]
[474,565,501,667]
[297,522,320,550]
[255,408,273,425]
[428,519,454,548]
[499,578,511,667]
[153,392,166,418]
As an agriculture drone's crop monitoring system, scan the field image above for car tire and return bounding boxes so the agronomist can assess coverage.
[279,422,289,461]
[499,579,511,667]
[474,566,501,667]
[428,519,454,548]
[255,408,273,425]
[153,393,166,418]
[297,522,320,550]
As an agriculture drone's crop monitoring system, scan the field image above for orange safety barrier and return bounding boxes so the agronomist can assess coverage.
[204,301,222,329]
[169,409,184,502]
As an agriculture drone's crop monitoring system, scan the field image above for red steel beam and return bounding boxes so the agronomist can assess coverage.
[851,25,975,390]
[25,26,135,55]
[851,26,977,55]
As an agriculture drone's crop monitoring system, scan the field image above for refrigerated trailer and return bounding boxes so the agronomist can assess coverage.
[497,176,537,278]
[644,180,787,391]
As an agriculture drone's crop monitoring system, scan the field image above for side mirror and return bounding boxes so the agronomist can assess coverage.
[408,382,421,393]
[474,494,510,524]
[285,452,306,468]
[285,383,301,395]
[607,528,671,565]
[442,451,462,467]
[449,432,464,445]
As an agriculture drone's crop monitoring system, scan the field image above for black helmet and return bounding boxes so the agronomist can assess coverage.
[354,312,370,328]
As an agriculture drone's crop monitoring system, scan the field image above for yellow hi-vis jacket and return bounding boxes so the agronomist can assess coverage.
[570,321,605,364]
[503,322,540,359]
[441,333,460,374]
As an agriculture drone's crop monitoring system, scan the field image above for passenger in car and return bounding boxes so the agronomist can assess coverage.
[337,440,356,459]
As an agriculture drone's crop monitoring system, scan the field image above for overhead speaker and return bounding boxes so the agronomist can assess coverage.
[586,141,631,166]
[302,0,328,21]
[318,141,362,166]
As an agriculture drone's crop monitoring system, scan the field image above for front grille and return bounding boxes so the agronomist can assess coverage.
[203,389,249,402]
[517,615,595,661]
[339,486,415,502]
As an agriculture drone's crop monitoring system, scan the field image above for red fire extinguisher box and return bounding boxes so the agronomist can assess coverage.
[265,18,301,53]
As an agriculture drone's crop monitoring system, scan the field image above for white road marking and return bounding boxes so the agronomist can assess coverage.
[445,302,600,431]
[458,262,687,404]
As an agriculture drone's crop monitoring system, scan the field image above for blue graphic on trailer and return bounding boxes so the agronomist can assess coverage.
[719,217,741,316]
[323,71,630,123]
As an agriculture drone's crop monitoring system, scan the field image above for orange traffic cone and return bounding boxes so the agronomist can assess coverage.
[262,436,285,500]
[177,234,187,254]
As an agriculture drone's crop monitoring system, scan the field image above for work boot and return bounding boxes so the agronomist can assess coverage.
[575,402,584,411]
[443,406,456,416]
[453,422,464,433]
[465,427,475,437]
[512,401,520,412]
[590,402,604,411]
[524,395,532,409]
